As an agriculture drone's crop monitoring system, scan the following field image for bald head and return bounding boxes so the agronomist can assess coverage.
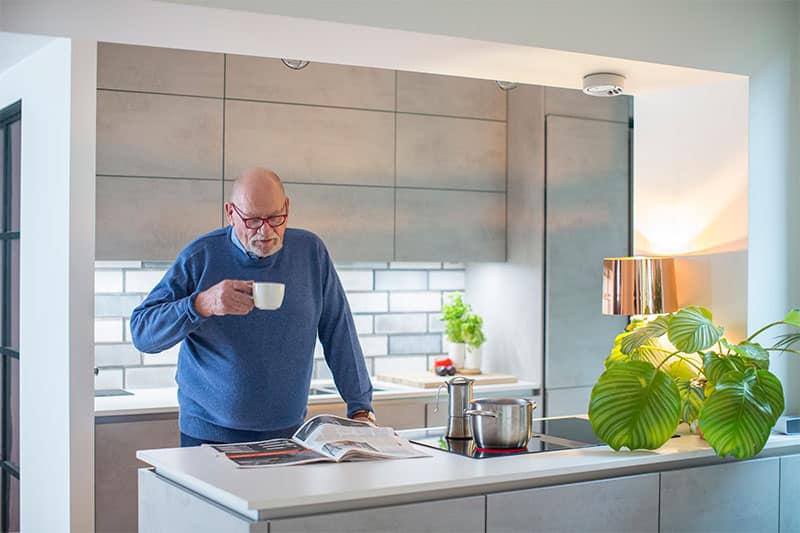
[230,167,285,207]
[225,167,290,258]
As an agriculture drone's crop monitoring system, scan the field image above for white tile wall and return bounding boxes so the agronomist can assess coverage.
[94,262,466,388]
[95,270,123,292]
[389,291,442,312]
[125,270,168,292]
[95,318,124,343]
[337,270,373,291]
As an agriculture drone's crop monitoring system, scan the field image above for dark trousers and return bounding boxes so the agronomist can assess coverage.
[180,432,224,447]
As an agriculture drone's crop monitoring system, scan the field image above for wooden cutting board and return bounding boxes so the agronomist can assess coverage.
[376,372,518,389]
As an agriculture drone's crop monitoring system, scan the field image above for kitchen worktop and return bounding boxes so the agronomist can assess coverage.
[95,378,539,417]
[137,423,800,521]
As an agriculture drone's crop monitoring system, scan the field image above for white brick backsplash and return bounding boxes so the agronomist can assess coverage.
[389,334,442,354]
[95,368,124,389]
[125,366,177,389]
[353,315,373,334]
[358,335,388,356]
[374,355,427,375]
[95,294,142,317]
[95,270,123,293]
[125,269,168,293]
[315,362,332,380]
[337,270,373,291]
[375,270,427,291]
[124,318,132,342]
[429,270,465,290]
[374,313,427,334]
[95,261,141,269]
[428,313,446,333]
[143,343,180,365]
[314,338,324,359]
[95,344,141,367]
[346,292,388,313]
[390,262,441,270]
[335,262,388,270]
[95,318,123,343]
[389,291,441,312]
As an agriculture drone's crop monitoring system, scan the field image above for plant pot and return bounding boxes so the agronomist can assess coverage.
[464,345,482,370]
[448,342,466,368]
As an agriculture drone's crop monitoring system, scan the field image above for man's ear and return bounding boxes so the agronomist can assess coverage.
[223,202,234,225]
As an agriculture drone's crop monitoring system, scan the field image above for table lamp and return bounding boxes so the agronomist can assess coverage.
[602,256,677,317]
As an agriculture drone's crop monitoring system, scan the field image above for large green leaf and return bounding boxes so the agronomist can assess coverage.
[589,360,681,450]
[668,307,724,353]
[605,332,632,368]
[727,340,768,362]
[755,369,785,425]
[675,377,705,424]
[698,368,781,459]
[784,308,800,328]
[702,352,746,386]
[621,316,671,354]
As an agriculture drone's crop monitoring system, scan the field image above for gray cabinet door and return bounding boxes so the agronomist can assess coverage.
[96,414,180,533]
[660,457,780,533]
[781,454,800,532]
[544,115,629,401]
[270,495,485,533]
[486,473,659,532]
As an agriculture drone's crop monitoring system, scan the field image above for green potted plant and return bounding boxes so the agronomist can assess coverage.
[461,313,486,370]
[588,306,800,459]
[440,293,486,370]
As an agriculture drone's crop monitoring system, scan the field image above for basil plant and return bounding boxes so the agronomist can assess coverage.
[588,307,800,459]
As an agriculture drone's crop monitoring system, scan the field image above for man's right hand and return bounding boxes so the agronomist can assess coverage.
[194,280,254,317]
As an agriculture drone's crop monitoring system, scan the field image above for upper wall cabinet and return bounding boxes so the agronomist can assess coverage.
[396,114,506,191]
[97,43,224,97]
[225,55,395,110]
[96,91,223,179]
[397,71,506,120]
[223,100,394,185]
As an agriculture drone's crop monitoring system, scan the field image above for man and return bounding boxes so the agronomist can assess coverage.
[130,167,375,446]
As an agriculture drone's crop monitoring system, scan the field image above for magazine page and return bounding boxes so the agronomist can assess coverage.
[207,438,331,468]
[294,415,430,462]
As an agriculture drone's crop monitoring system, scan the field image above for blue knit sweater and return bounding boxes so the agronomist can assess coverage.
[129,226,373,442]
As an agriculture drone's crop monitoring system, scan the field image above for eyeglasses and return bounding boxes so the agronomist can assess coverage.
[230,201,288,230]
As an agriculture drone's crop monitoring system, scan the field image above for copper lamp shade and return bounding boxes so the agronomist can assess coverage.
[602,257,678,315]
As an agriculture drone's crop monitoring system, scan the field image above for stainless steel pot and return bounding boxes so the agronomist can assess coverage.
[464,398,537,449]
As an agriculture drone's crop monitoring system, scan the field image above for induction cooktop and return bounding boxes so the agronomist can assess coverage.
[409,417,604,460]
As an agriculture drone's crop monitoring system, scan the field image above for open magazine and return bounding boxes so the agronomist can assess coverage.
[207,414,430,468]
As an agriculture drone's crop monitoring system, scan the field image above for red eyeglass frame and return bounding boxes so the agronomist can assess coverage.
[230,201,288,230]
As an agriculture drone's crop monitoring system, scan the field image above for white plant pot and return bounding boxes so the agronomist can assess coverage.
[448,342,466,368]
[464,345,482,370]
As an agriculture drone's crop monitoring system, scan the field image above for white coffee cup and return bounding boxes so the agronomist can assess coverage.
[252,282,285,310]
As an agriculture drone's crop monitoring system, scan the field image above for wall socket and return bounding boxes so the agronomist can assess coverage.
[776,415,800,434]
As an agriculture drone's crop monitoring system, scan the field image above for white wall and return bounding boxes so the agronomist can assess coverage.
[0,38,96,532]
[634,78,750,341]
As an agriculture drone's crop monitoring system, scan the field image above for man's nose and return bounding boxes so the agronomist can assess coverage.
[258,223,277,236]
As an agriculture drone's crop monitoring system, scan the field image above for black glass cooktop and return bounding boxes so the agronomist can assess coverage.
[409,417,604,460]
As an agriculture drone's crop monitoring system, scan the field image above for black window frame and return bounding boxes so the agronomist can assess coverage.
[0,100,21,533]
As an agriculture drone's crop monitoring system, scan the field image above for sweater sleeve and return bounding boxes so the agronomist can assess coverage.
[316,244,373,417]
[129,252,209,354]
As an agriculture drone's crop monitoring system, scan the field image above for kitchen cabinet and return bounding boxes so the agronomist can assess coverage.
[270,495,485,533]
[781,454,800,532]
[96,413,180,533]
[660,457,779,532]
[96,44,509,262]
[486,473,659,532]
[543,89,630,415]
[97,176,222,260]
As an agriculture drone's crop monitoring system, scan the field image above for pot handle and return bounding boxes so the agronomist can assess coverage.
[464,409,497,418]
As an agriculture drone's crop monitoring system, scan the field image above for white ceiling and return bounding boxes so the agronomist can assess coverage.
[0,0,744,94]
[0,31,53,74]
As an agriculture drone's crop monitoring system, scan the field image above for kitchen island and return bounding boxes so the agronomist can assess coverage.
[137,424,800,532]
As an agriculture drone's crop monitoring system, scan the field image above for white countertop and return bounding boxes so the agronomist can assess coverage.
[94,379,539,417]
[136,425,800,521]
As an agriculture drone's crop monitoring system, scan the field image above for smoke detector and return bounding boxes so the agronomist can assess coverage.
[582,73,625,97]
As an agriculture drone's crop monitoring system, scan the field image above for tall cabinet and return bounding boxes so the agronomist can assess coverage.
[466,86,631,412]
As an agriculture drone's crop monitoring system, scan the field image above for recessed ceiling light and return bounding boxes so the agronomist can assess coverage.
[582,73,625,97]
